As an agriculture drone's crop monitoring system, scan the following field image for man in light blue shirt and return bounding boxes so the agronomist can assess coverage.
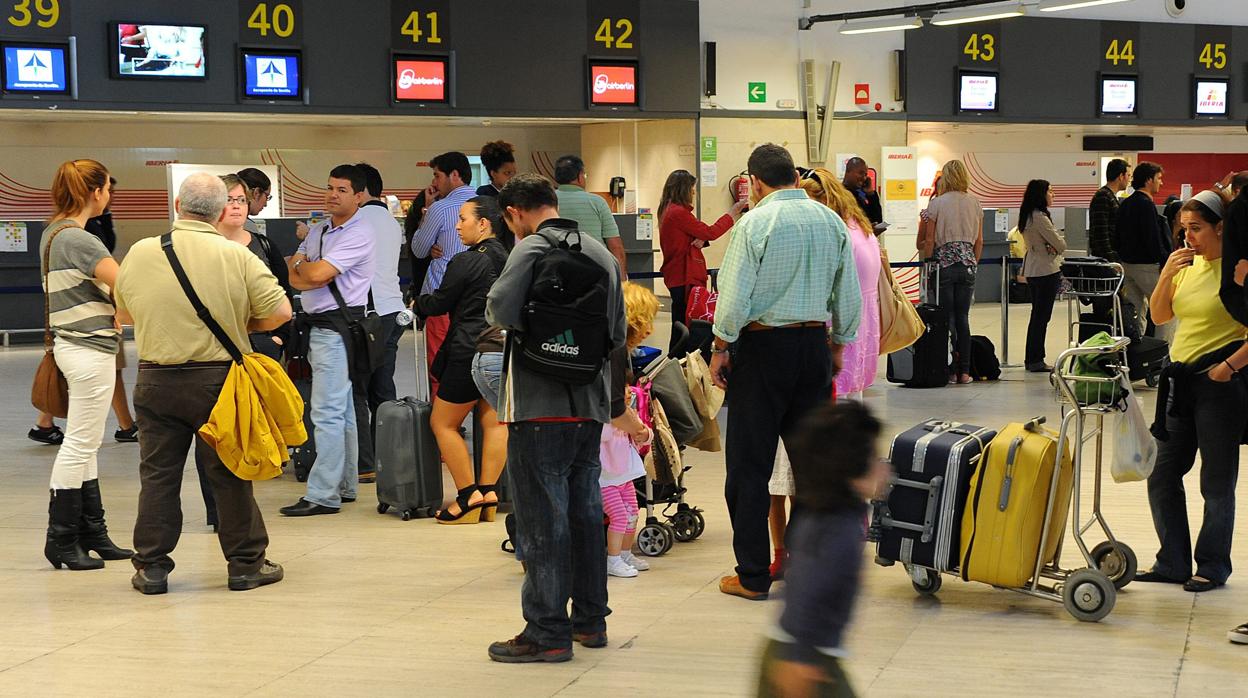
[709,144,861,601]
[410,152,476,395]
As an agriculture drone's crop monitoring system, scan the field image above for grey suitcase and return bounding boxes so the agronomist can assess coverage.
[375,323,442,520]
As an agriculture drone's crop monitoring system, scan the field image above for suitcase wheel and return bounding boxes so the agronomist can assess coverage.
[400,509,413,521]
[909,567,942,596]
[1090,541,1137,590]
[377,503,389,515]
[1062,569,1116,622]
[1145,372,1160,388]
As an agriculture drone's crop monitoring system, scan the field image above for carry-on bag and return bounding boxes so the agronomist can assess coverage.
[888,304,949,388]
[287,296,316,482]
[375,322,442,520]
[873,420,997,572]
[1127,335,1168,387]
[960,418,1074,588]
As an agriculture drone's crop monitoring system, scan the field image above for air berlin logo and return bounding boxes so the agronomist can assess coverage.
[594,73,633,94]
[542,330,581,356]
[399,69,444,90]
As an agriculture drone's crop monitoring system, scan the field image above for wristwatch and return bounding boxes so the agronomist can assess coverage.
[293,258,305,273]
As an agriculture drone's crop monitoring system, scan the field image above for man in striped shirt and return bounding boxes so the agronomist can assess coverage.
[709,143,861,601]
[410,152,476,393]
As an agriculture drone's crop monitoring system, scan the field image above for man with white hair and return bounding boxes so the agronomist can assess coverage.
[115,172,292,595]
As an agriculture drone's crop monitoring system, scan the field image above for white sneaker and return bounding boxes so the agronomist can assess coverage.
[621,551,650,571]
[607,556,638,578]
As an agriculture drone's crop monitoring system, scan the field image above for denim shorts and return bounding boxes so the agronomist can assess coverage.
[471,351,504,411]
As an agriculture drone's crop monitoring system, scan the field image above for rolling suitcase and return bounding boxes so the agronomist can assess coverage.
[873,420,996,572]
[960,418,1073,588]
[1127,336,1168,387]
[286,297,315,482]
[887,304,948,388]
[375,323,442,520]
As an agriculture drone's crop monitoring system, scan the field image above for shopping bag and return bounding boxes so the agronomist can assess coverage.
[1110,377,1156,483]
[686,284,717,324]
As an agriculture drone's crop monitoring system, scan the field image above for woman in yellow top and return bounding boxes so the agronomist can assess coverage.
[1139,190,1248,593]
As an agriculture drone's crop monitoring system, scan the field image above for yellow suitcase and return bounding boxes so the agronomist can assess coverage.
[960,418,1073,588]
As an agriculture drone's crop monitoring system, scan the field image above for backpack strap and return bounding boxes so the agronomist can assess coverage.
[161,233,244,364]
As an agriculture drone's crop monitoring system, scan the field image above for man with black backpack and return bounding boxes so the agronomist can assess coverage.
[484,173,626,663]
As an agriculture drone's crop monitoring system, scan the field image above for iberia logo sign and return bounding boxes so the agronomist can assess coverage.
[590,64,637,105]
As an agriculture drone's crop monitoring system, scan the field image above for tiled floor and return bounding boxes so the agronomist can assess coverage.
[1,303,1245,696]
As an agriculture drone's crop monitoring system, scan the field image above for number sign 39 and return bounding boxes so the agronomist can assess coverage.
[6,0,65,31]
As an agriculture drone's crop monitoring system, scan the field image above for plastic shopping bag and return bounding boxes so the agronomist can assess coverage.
[1111,379,1157,483]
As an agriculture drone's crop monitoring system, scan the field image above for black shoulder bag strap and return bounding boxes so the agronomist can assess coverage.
[327,279,358,327]
[161,233,244,364]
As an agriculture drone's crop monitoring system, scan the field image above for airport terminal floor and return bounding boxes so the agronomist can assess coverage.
[1,303,1245,697]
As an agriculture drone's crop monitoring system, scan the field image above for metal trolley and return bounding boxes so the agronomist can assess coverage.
[1061,258,1126,345]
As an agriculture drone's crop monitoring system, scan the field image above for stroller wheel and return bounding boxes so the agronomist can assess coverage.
[660,524,676,553]
[637,524,669,557]
[669,510,699,542]
[690,509,706,539]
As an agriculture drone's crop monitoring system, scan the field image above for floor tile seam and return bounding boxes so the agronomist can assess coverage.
[1171,594,1198,698]
[239,630,392,697]
[861,601,930,692]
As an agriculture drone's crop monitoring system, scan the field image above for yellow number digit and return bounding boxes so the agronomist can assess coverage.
[426,11,441,44]
[7,0,32,27]
[980,34,995,62]
[401,11,422,42]
[595,18,613,48]
[33,0,55,28]
[1121,39,1135,65]
[615,18,633,49]
[963,33,980,61]
[247,3,271,36]
[1214,43,1227,70]
[1106,39,1121,65]
[1199,43,1212,68]
[272,3,294,38]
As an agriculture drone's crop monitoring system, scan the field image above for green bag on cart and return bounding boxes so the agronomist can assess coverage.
[1070,332,1127,405]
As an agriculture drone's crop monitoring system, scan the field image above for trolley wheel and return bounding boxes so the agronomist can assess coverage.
[669,511,698,542]
[910,567,942,596]
[1062,569,1116,622]
[690,509,706,539]
[637,524,669,557]
[1146,372,1160,388]
[1090,541,1137,589]
[377,503,389,515]
[400,510,413,521]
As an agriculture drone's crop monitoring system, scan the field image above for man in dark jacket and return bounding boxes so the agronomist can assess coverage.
[1115,162,1172,341]
[1087,159,1129,324]
[1219,181,1248,326]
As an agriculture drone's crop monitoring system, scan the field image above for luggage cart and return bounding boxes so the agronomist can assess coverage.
[894,338,1137,622]
[1060,258,1125,345]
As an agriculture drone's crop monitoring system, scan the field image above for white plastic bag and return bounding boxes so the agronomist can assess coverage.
[1111,381,1157,483]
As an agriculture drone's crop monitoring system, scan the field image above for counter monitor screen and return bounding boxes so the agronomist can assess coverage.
[393,55,449,103]
[588,61,639,107]
[958,71,998,112]
[2,41,70,94]
[1194,78,1229,117]
[242,50,301,100]
[1100,76,1137,115]
[112,23,207,79]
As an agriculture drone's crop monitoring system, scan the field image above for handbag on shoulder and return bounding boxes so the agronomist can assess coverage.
[30,221,79,418]
[878,249,926,355]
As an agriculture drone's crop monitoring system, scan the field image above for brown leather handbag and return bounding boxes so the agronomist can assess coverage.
[30,221,76,418]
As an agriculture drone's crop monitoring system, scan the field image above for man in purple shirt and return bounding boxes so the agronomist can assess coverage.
[281,164,377,517]
[410,151,476,396]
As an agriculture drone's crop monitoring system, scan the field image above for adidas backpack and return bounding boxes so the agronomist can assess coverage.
[515,228,612,385]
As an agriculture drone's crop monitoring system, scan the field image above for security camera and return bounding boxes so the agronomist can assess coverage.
[1165,0,1187,17]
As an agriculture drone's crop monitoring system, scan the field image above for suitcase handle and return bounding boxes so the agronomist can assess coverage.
[998,436,1024,512]
[877,474,943,544]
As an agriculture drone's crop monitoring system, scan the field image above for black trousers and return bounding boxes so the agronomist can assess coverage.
[132,364,268,577]
[362,312,402,473]
[724,327,832,593]
[1025,272,1062,366]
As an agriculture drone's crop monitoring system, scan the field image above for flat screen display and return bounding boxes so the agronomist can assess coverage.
[588,61,638,106]
[2,42,70,94]
[242,50,301,100]
[958,71,998,112]
[1194,78,1229,117]
[393,55,448,103]
[1100,76,1137,115]
[112,23,207,79]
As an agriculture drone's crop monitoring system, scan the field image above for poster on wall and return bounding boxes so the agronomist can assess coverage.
[880,146,919,264]
[166,164,281,219]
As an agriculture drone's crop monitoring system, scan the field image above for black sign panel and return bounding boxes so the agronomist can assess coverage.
[1194,24,1232,74]
[390,0,452,50]
[239,0,302,44]
[1100,21,1139,73]
[958,21,1000,68]
[588,0,639,55]
[3,0,71,37]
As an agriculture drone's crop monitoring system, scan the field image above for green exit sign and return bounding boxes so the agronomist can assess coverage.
[748,82,766,103]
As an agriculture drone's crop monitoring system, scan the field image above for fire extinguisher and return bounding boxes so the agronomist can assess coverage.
[730,170,750,204]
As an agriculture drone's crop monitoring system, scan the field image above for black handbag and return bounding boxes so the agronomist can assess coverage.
[328,282,385,375]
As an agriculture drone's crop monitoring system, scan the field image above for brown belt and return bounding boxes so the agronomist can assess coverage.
[138,360,234,370]
[744,321,825,332]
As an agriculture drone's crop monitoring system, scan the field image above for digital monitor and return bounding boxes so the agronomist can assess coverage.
[1099,75,1137,115]
[958,70,998,113]
[392,54,450,104]
[1193,77,1229,117]
[241,49,301,100]
[1,40,70,95]
[588,59,639,107]
[111,22,207,79]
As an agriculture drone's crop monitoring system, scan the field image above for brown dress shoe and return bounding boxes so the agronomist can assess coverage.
[719,575,768,601]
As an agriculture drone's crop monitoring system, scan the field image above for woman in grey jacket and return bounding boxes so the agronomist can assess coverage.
[1019,180,1067,372]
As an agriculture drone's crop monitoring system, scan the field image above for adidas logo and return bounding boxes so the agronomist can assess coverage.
[541,330,581,356]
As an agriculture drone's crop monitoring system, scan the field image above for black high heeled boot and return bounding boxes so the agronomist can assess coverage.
[78,479,134,560]
[45,489,105,570]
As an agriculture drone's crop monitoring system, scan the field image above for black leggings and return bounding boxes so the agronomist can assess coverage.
[1025,272,1062,366]
[938,264,975,374]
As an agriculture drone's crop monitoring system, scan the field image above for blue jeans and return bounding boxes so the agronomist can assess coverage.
[508,420,610,649]
[471,351,504,411]
[306,327,358,508]
[938,263,976,374]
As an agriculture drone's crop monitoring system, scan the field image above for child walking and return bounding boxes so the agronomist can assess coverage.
[756,402,888,698]
[602,282,661,577]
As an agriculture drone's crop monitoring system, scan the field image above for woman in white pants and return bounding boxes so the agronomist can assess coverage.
[40,159,133,570]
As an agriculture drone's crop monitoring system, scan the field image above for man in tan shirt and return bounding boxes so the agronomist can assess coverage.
[115,173,291,595]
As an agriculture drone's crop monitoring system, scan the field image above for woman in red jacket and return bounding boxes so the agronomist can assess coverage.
[658,170,748,334]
